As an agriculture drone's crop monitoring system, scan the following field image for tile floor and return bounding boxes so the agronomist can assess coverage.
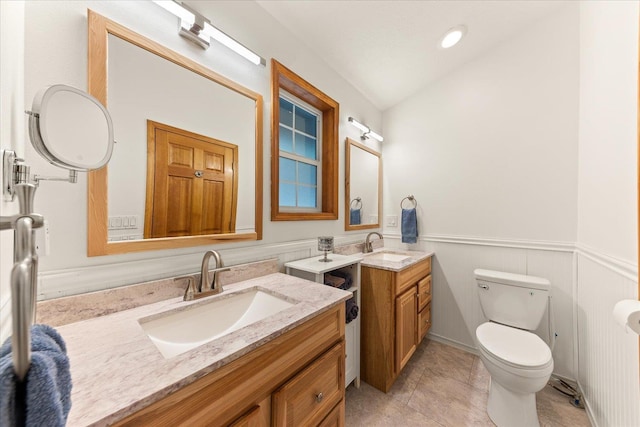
[345,339,590,426]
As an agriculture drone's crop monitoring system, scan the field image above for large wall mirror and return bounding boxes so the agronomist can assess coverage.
[87,11,263,256]
[345,138,381,231]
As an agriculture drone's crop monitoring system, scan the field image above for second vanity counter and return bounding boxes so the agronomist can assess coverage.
[361,248,434,272]
[57,272,351,426]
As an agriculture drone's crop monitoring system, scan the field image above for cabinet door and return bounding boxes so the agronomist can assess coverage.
[395,286,417,373]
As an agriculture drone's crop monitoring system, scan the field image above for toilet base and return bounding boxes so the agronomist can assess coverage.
[487,379,540,427]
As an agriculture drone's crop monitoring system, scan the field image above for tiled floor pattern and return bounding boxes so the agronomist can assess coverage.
[345,339,590,426]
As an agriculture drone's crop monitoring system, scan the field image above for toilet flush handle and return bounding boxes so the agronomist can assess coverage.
[478,283,489,290]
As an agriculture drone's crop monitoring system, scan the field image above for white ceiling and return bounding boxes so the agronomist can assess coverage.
[256,0,568,111]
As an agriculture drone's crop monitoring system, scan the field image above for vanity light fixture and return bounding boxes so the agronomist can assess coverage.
[439,25,467,49]
[348,117,384,142]
[153,0,266,66]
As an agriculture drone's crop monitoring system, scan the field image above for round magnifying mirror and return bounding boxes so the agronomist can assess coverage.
[28,84,114,171]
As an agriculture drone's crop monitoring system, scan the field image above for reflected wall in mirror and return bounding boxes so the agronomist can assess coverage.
[87,11,263,256]
[345,138,381,231]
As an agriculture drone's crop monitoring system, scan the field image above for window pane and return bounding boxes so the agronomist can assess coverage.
[298,162,317,186]
[279,97,293,127]
[279,157,296,182]
[298,186,317,208]
[280,183,296,207]
[294,107,317,136]
[294,133,317,160]
[279,126,293,153]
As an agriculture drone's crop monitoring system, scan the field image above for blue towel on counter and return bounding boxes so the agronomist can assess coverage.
[0,324,72,427]
[401,208,418,244]
[350,208,361,225]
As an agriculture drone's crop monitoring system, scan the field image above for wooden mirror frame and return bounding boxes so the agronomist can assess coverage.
[86,11,263,256]
[344,137,382,231]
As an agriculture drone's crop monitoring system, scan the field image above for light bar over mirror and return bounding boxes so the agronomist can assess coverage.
[153,0,266,66]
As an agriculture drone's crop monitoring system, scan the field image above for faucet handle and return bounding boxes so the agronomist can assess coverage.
[175,275,197,301]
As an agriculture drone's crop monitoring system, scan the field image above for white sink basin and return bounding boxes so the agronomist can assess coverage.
[367,252,412,263]
[139,288,294,358]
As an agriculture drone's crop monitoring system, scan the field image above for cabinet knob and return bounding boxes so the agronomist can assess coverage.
[315,392,324,403]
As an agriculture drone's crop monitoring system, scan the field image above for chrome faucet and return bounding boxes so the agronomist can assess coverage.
[177,250,231,301]
[364,232,383,253]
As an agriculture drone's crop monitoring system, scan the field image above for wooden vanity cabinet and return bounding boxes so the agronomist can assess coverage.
[361,256,432,393]
[114,305,345,427]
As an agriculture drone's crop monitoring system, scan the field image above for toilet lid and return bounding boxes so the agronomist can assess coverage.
[476,322,552,369]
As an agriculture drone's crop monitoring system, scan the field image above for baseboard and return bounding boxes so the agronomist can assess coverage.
[577,381,599,427]
[427,332,479,356]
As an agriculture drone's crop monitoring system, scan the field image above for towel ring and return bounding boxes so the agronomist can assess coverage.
[400,195,417,209]
[350,197,362,210]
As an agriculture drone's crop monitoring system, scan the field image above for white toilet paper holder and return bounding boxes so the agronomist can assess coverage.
[613,299,640,335]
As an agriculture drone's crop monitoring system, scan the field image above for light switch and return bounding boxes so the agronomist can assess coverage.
[123,217,130,227]
[386,215,398,227]
[130,216,137,227]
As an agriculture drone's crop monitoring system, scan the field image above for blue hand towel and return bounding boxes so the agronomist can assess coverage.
[0,324,72,427]
[350,208,361,225]
[401,208,418,244]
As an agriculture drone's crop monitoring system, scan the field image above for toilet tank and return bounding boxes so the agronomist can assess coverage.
[474,269,550,331]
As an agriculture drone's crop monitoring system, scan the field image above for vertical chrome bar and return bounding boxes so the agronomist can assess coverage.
[14,182,36,216]
[11,217,34,381]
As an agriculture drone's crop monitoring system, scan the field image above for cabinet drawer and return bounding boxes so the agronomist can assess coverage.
[318,401,345,427]
[417,275,432,312]
[396,257,432,295]
[272,341,345,426]
[419,303,431,342]
[229,404,267,427]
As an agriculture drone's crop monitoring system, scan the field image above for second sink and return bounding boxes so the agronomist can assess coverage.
[366,252,412,263]
[139,288,294,358]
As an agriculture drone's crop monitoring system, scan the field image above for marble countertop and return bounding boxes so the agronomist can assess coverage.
[57,273,352,426]
[360,249,434,272]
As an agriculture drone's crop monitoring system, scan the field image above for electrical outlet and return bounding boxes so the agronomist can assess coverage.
[386,215,398,227]
[35,219,50,256]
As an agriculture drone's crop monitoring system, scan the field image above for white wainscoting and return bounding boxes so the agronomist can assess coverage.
[384,234,577,380]
[576,247,639,427]
[36,234,371,300]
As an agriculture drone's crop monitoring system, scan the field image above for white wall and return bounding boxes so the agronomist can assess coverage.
[577,2,639,426]
[382,4,580,379]
[383,4,579,243]
[0,1,25,343]
[7,0,381,300]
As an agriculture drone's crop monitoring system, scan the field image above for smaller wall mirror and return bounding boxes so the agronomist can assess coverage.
[345,137,381,230]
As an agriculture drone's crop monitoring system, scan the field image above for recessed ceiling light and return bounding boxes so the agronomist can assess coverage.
[439,25,467,49]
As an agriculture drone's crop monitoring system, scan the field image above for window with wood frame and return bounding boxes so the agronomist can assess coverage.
[271,59,339,221]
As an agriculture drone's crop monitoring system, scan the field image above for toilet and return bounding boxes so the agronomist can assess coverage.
[474,269,554,427]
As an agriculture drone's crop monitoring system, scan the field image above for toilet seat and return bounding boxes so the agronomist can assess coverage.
[476,322,552,370]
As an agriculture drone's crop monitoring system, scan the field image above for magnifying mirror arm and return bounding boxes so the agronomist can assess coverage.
[34,170,78,185]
